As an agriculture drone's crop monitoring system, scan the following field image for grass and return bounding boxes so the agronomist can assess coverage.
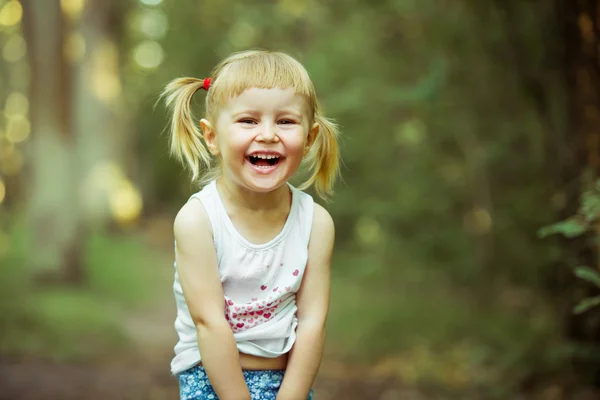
[325,249,568,398]
[0,215,171,362]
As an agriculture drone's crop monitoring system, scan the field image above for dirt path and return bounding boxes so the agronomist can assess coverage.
[0,296,416,400]
[4,219,594,399]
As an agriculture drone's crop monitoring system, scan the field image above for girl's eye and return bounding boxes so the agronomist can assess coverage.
[239,119,256,124]
[279,119,295,125]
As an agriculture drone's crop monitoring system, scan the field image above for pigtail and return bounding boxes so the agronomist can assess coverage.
[161,77,212,181]
[300,113,341,200]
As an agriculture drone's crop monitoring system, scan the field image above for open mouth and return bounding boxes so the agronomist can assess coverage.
[247,154,282,169]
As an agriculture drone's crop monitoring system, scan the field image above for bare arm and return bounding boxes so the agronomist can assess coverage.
[276,203,335,400]
[175,199,250,400]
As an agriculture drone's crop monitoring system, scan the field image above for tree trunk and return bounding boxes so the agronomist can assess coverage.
[72,1,131,228]
[21,0,84,284]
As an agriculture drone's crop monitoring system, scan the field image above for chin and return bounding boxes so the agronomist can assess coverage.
[242,175,289,193]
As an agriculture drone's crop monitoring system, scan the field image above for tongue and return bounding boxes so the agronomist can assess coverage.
[255,159,271,167]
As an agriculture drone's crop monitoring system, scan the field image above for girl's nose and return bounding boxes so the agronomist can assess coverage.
[257,122,279,143]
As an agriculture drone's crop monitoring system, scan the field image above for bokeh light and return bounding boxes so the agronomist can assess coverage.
[133,40,163,69]
[137,9,168,39]
[5,115,29,143]
[4,91,28,117]
[0,0,22,27]
[277,0,310,18]
[139,0,163,6]
[84,162,144,226]
[2,34,26,62]
[90,41,121,101]
[6,114,31,143]
[64,31,86,63]
[110,182,143,225]
[463,207,493,235]
[395,119,426,147]
[60,0,85,20]
[355,215,382,247]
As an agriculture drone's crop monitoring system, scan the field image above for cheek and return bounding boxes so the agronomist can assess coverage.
[219,133,250,158]
[284,133,308,155]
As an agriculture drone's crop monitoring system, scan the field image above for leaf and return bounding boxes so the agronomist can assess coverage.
[574,266,600,288]
[574,296,600,314]
[580,191,600,222]
[537,217,588,239]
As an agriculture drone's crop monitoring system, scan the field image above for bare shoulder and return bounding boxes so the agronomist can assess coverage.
[312,203,334,235]
[174,198,213,244]
[310,203,335,252]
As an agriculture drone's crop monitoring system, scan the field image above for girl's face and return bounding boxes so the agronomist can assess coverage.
[202,87,318,194]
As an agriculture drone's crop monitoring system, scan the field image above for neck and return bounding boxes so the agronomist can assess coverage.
[217,177,290,212]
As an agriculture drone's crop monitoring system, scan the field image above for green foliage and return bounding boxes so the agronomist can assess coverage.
[538,217,588,239]
[572,266,600,314]
[574,295,600,315]
[538,180,600,239]
[575,266,600,288]
[0,215,168,361]
[539,180,600,314]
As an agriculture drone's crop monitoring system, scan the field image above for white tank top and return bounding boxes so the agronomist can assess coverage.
[170,180,315,375]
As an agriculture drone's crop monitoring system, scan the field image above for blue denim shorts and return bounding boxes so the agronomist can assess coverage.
[178,365,314,400]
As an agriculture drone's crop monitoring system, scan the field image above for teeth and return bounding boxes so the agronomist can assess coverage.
[251,154,279,159]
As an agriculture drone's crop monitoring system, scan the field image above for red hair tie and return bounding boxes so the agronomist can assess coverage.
[202,78,211,91]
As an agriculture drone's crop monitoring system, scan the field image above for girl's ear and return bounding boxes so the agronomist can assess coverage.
[200,119,220,156]
[305,122,319,156]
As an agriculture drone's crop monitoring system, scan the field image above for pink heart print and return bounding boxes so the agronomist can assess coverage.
[293,269,299,276]
[252,297,258,301]
[261,285,267,291]
[227,300,234,306]
[236,323,244,328]
[285,286,290,291]
[264,313,272,319]
[272,287,278,292]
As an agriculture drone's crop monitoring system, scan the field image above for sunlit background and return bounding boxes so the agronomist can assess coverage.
[1,0,600,399]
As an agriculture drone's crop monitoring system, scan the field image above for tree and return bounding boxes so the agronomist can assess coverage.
[20,0,132,284]
[21,0,83,283]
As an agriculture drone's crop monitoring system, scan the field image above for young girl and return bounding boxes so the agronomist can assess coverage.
[162,50,340,400]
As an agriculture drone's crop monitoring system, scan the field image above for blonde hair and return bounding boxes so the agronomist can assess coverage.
[161,50,340,199]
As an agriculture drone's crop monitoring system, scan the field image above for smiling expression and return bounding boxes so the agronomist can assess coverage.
[201,87,318,193]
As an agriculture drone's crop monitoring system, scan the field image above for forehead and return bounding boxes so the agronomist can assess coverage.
[224,87,309,112]
[208,54,317,116]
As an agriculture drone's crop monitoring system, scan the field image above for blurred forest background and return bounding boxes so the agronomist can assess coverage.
[1,0,600,399]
